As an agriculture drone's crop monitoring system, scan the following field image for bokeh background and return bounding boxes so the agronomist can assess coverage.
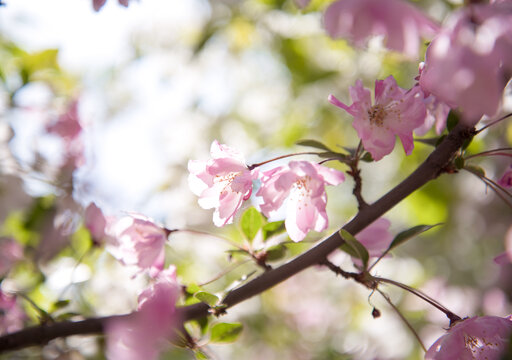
[1,0,511,359]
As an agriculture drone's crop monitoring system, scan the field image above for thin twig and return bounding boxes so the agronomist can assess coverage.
[464,147,512,160]
[376,288,427,352]
[475,113,512,134]
[247,152,321,170]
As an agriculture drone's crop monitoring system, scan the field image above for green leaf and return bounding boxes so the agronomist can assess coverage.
[50,300,70,312]
[241,207,263,241]
[360,152,373,162]
[446,111,459,132]
[296,139,332,151]
[388,223,442,251]
[414,137,440,147]
[265,244,287,261]
[194,292,219,307]
[338,229,369,269]
[210,322,243,343]
[454,156,465,169]
[262,221,285,240]
[194,349,210,360]
[465,165,486,177]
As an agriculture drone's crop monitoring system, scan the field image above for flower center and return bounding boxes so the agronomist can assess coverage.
[367,104,387,126]
[215,172,242,194]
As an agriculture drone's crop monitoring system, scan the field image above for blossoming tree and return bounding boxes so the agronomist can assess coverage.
[0,0,512,359]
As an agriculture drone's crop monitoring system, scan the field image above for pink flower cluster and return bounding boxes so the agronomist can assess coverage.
[189,141,345,242]
[93,0,130,12]
[106,266,180,360]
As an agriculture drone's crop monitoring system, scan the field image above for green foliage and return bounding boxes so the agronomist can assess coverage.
[210,322,244,343]
[241,207,264,242]
[265,244,287,261]
[262,221,286,240]
[388,224,442,252]
[195,291,220,307]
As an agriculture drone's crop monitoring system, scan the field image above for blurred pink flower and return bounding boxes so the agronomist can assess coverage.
[498,165,512,188]
[419,3,512,123]
[425,315,512,360]
[356,218,393,258]
[106,214,167,272]
[329,76,426,161]
[0,238,23,277]
[106,266,180,360]
[0,291,25,335]
[93,0,130,12]
[84,203,108,244]
[256,161,345,242]
[414,63,451,136]
[294,0,310,9]
[323,0,439,58]
[46,100,84,167]
[188,140,256,227]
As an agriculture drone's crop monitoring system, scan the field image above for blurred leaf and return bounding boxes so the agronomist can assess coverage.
[465,165,486,177]
[454,156,465,169]
[414,137,440,147]
[361,152,373,162]
[262,221,285,240]
[446,111,459,132]
[50,299,70,313]
[241,207,263,242]
[388,223,442,252]
[210,322,243,343]
[194,349,210,360]
[296,139,332,151]
[55,312,81,321]
[265,244,287,261]
[195,291,219,307]
[338,229,369,269]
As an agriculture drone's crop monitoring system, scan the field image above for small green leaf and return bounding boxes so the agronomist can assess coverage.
[210,322,243,343]
[465,165,486,177]
[414,137,441,147]
[446,111,459,132]
[361,152,373,162]
[194,292,219,307]
[388,223,442,251]
[462,136,474,150]
[296,139,332,151]
[262,221,285,240]
[339,229,369,269]
[454,156,465,169]
[194,349,210,360]
[241,207,263,242]
[55,312,80,321]
[265,244,287,261]
[50,299,70,312]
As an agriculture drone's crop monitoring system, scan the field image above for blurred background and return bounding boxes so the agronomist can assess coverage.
[1,0,511,359]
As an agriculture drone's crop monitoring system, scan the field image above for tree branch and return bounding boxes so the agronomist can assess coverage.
[0,123,475,353]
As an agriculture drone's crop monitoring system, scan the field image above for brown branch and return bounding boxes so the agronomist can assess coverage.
[0,123,475,353]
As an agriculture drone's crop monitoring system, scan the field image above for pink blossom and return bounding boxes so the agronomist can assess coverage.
[256,161,345,242]
[0,291,25,335]
[496,225,512,265]
[188,140,256,227]
[106,214,167,272]
[106,266,180,360]
[0,238,23,277]
[93,0,130,11]
[84,203,108,244]
[329,76,427,161]
[498,165,512,188]
[419,3,512,123]
[356,218,393,258]
[425,316,512,360]
[323,0,439,58]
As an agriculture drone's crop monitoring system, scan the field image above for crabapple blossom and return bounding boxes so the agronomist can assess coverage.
[84,203,108,244]
[188,140,257,227]
[498,165,512,188]
[0,237,23,277]
[425,315,512,360]
[256,161,345,242]
[106,265,180,360]
[106,214,168,272]
[419,2,512,122]
[329,76,427,161]
[0,291,25,335]
[323,0,439,58]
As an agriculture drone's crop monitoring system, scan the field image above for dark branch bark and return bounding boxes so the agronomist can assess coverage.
[0,123,475,353]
